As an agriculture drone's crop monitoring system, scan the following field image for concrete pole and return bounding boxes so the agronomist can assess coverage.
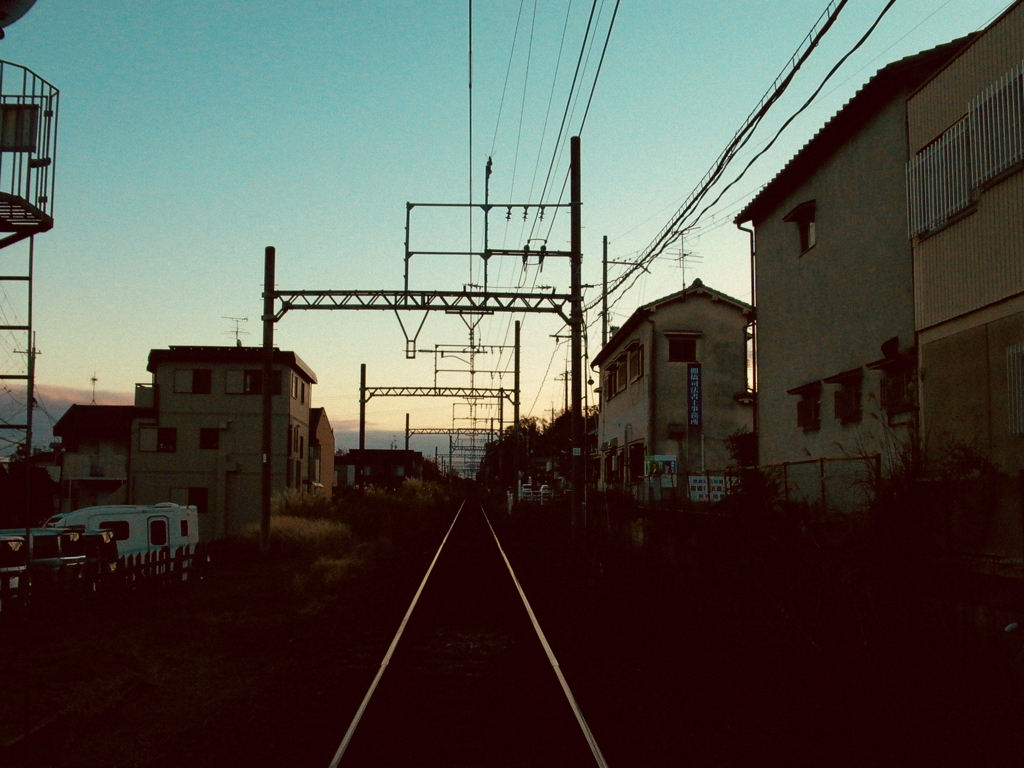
[405,413,410,451]
[358,363,366,488]
[261,246,276,552]
[570,136,583,527]
[514,321,521,500]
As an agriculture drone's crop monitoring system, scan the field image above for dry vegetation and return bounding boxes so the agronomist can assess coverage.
[1,481,453,768]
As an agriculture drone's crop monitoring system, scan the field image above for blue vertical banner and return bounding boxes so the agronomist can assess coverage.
[688,363,702,427]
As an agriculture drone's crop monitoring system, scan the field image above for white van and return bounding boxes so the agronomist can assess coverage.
[44,503,199,564]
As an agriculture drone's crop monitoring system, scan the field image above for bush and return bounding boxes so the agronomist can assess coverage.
[251,515,353,559]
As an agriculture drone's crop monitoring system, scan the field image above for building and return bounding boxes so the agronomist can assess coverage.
[592,279,752,499]
[52,404,136,512]
[734,40,970,503]
[130,345,320,541]
[308,407,335,496]
[905,1,1024,573]
[335,449,423,490]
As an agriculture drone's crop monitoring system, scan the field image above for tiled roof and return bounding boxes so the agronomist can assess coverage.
[734,36,975,225]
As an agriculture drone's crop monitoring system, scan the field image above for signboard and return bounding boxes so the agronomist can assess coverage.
[688,363,702,428]
[688,474,707,502]
[645,455,678,489]
[645,455,677,476]
[709,474,726,502]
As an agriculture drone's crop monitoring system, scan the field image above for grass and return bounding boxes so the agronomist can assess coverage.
[1,481,455,767]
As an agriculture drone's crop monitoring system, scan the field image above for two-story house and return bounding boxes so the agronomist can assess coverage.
[131,345,320,540]
[593,279,752,499]
[734,39,970,507]
[52,404,136,512]
[906,0,1024,574]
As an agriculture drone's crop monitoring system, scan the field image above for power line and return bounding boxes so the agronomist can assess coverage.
[591,0,854,313]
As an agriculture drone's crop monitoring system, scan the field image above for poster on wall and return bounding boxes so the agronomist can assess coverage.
[688,363,702,427]
[688,474,707,502]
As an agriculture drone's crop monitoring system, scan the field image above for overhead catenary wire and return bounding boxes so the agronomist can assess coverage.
[590,0,855,314]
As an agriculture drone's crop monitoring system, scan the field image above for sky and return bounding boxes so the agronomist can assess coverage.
[0,0,1014,454]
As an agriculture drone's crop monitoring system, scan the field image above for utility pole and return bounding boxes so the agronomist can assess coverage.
[405,413,410,451]
[260,246,275,553]
[570,136,583,528]
[358,363,366,488]
[514,320,520,500]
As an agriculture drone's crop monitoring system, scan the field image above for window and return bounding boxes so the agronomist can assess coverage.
[829,373,862,425]
[627,442,646,482]
[173,368,212,394]
[149,519,168,547]
[300,381,306,404]
[99,521,130,541]
[907,119,972,237]
[0,104,39,152]
[628,345,644,382]
[157,427,177,452]
[199,428,219,450]
[970,62,1024,189]
[880,366,915,415]
[180,520,189,538]
[140,426,177,452]
[789,382,821,432]
[615,359,628,393]
[309,445,322,484]
[783,200,816,253]
[227,369,282,395]
[292,374,299,399]
[668,337,697,363]
[604,367,617,399]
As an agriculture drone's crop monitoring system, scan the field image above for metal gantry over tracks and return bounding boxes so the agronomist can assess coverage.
[258,137,586,550]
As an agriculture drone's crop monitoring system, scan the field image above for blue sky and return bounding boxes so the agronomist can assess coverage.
[0,0,1014,448]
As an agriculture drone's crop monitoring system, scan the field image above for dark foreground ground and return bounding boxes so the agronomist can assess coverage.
[2,496,1022,767]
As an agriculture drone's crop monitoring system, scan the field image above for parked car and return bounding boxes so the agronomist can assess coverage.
[61,528,119,584]
[0,528,88,589]
[0,532,26,610]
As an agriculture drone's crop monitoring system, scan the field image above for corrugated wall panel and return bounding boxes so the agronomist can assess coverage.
[909,3,1024,151]
[915,172,1024,329]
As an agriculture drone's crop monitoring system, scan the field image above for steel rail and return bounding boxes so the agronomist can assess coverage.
[480,503,610,767]
[327,500,465,768]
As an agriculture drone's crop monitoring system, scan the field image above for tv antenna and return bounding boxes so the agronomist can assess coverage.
[222,316,250,345]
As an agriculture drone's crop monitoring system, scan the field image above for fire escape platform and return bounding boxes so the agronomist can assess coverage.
[0,191,53,248]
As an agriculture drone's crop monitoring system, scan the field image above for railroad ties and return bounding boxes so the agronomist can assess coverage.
[330,500,608,767]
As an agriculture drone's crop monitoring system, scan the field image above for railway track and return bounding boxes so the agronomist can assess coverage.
[328,499,608,767]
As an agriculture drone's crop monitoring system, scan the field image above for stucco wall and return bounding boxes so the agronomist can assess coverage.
[597,289,751,491]
[131,362,312,541]
[753,96,915,467]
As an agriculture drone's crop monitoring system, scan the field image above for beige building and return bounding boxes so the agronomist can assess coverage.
[735,41,968,493]
[308,407,335,495]
[906,1,1024,573]
[130,345,323,541]
[52,404,135,512]
[593,280,752,499]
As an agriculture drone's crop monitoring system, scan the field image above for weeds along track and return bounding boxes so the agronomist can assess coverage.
[328,499,608,767]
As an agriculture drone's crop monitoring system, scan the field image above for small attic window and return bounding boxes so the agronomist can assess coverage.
[783,200,816,253]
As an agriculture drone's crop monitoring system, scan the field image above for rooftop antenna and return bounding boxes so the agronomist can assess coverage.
[223,316,250,346]
[678,231,703,289]
[90,372,97,405]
